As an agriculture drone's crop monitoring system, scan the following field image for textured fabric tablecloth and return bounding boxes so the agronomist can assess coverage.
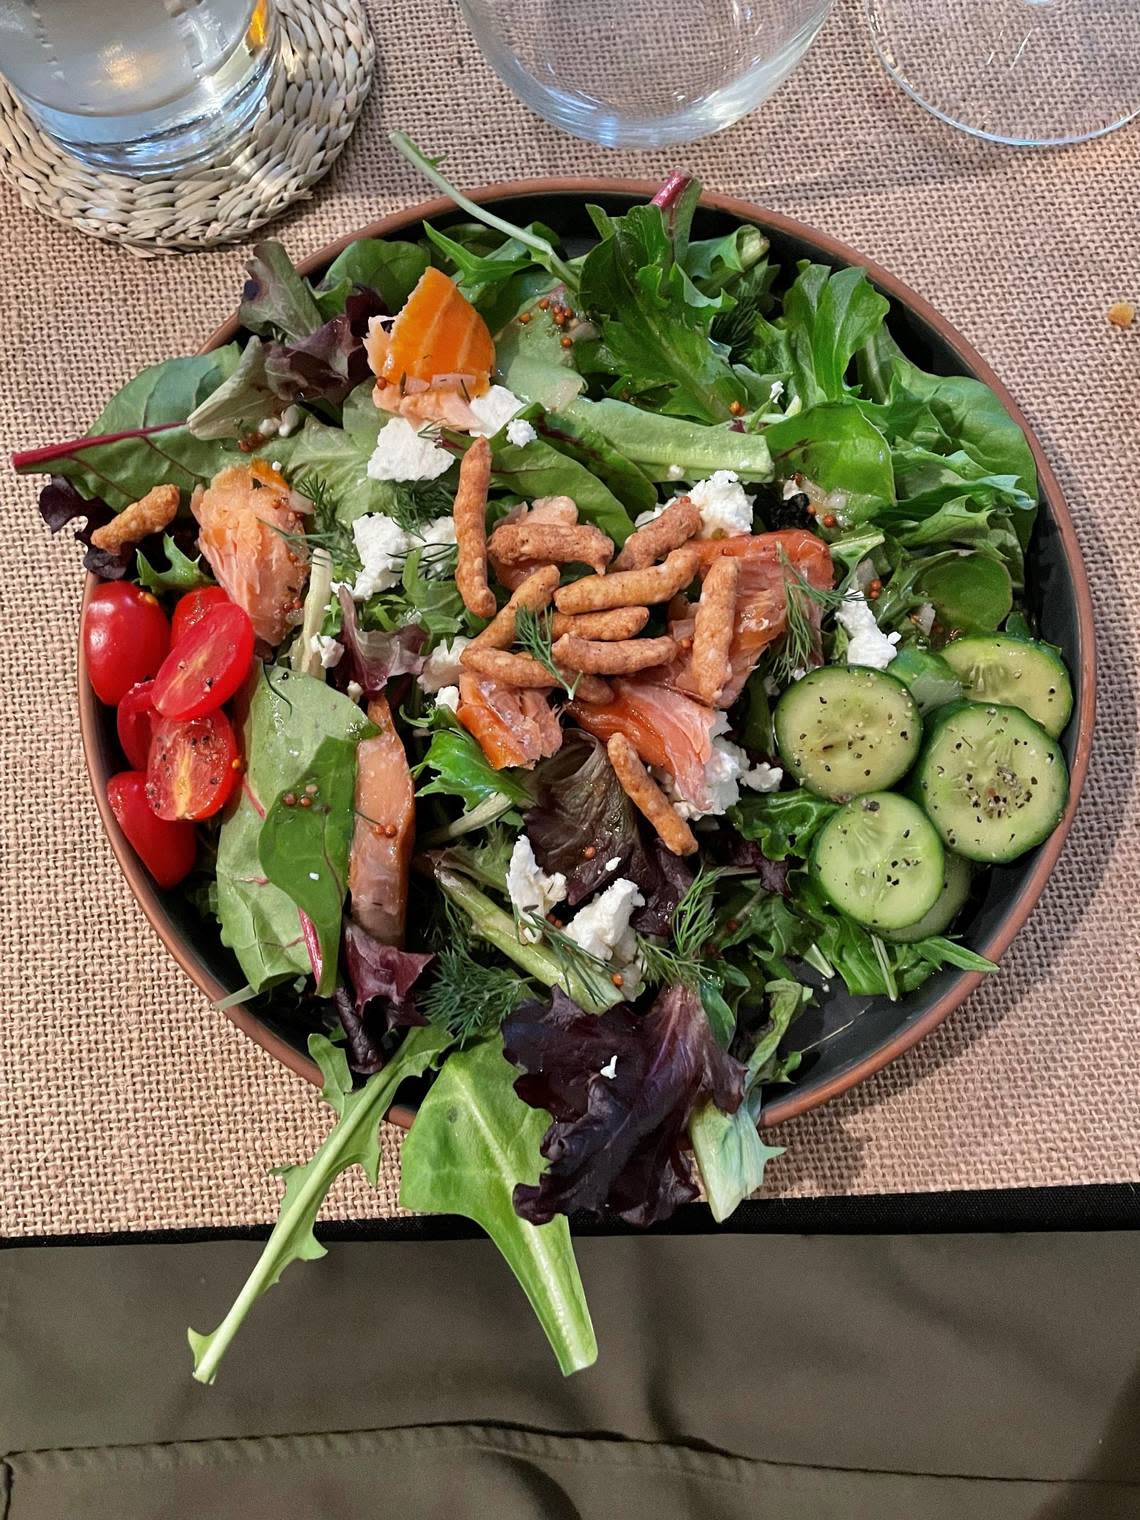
[1,0,1137,1236]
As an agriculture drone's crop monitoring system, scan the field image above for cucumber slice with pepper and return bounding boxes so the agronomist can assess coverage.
[940,635,1073,738]
[913,702,1068,863]
[880,851,973,943]
[775,665,923,801]
[811,792,945,931]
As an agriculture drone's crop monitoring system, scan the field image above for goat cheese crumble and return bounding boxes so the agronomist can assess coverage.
[308,634,343,669]
[506,417,537,447]
[508,835,568,942]
[665,715,783,819]
[600,1055,618,1080]
[366,416,452,481]
[836,594,901,670]
[433,684,460,714]
[418,636,470,693]
[351,512,409,599]
[565,877,645,996]
[469,384,524,437]
[410,514,457,578]
[689,470,755,538]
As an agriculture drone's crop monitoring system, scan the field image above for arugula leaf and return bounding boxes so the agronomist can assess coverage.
[578,203,748,422]
[424,221,534,301]
[312,237,429,317]
[216,668,375,993]
[564,396,773,483]
[189,1024,453,1383]
[257,735,358,996]
[16,349,243,509]
[400,1035,597,1375]
[729,791,839,860]
[239,240,324,340]
[490,433,634,546]
[136,534,212,593]
[683,224,769,298]
[763,402,894,517]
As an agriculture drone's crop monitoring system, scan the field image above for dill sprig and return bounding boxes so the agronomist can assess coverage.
[515,606,579,698]
[637,868,724,990]
[421,940,532,1041]
[386,478,456,535]
[520,911,618,1009]
[765,549,839,688]
[276,472,360,580]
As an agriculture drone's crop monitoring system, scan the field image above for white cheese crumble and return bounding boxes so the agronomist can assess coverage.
[346,680,364,703]
[506,417,537,447]
[768,380,785,405]
[308,633,343,669]
[689,470,755,538]
[599,1055,618,1080]
[666,715,783,818]
[366,416,452,481]
[278,404,303,437]
[508,835,568,943]
[433,684,460,714]
[309,871,320,881]
[604,856,621,872]
[411,514,457,578]
[634,502,666,528]
[666,464,686,481]
[351,512,409,599]
[836,594,901,671]
[418,636,470,693]
[565,877,644,961]
[469,384,524,437]
[782,477,804,500]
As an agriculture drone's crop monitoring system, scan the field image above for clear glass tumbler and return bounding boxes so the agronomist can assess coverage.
[459,0,834,149]
[0,0,279,175]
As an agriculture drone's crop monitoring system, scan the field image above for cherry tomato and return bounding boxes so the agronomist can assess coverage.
[171,585,229,647]
[106,771,196,888]
[146,709,240,821]
[152,603,254,720]
[83,583,171,706]
[116,680,158,770]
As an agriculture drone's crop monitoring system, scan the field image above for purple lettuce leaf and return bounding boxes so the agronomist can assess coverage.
[710,829,790,898]
[38,475,201,583]
[263,289,386,409]
[502,984,745,1228]
[334,586,426,699]
[525,734,692,927]
[339,921,434,1073]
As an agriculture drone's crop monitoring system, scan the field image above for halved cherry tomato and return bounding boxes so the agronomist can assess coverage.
[171,585,229,646]
[106,771,196,888]
[146,710,240,821]
[116,680,157,770]
[83,583,171,706]
[152,603,254,720]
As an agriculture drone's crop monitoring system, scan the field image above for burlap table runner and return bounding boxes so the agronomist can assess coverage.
[1,0,1136,1236]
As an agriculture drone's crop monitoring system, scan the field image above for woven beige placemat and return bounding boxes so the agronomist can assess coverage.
[1,0,1137,1237]
[0,0,374,255]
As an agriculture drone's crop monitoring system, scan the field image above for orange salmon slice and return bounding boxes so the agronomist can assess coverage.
[456,673,563,771]
[349,694,415,945]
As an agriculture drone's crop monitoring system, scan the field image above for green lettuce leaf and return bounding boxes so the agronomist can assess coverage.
[729,791,840,860]
[312,237,429,317]
[763,401,894,517]
[416,722,533,810]
[746,263,889,408]
[189,1025,453,1383]
[490,434,634,545]
[565,396,773,483]
[135,534,212,594]
[400,1035,597,1375]
[239,240,324,340]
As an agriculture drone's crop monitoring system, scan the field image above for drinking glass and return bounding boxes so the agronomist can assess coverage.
[459,0,834,149]
[0,0,279,175]
[866,0,1139,147]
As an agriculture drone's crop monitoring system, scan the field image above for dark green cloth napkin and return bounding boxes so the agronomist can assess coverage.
[3,1231,1139,1518]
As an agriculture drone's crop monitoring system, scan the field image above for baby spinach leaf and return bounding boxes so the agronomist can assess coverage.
[189,1024,453,1384]
[535,409,658,517]
[216,668,375,993]
[917,552,1013,632]
[565,396,773,483]
[490,434,634,545]
[240,240,324,340]
[763,402,895,517]
[400,1036,597,1376]
[494,310,586,413]
[312,237,429,318]
[578,203,748,422]
[136,534,212,593]
[257,735,359,997]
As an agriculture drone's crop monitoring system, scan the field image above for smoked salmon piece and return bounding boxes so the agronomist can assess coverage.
[366,267,494,422]
[456,673,563,771]
[349,694,415,945]
[569,678,719,809]
[660,530,833,706]
[191,463,308,648]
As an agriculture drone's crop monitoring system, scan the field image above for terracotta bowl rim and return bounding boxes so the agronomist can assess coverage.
[78,177,1096,1132]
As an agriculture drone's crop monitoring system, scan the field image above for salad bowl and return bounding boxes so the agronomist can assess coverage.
[76,179,1094,1132]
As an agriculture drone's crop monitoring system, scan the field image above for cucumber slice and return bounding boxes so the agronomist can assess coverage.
[914,702,1069,863]
[940,635,1073,738]
[880,851,973,943]
[811,792,945,931]
[775,666,923,802]
[889,647,962,715]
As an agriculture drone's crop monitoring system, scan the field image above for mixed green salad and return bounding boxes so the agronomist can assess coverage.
[17,135,1073,1378]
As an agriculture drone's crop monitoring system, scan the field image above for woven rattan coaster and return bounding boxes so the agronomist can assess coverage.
[0,0,374,257]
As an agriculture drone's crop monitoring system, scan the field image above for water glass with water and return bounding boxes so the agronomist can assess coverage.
[0,0,278,175]
[459,0,834,148]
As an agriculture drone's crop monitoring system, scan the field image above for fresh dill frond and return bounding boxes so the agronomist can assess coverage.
[520,911,616,1009]
[636,867,725,990]
[385,478,456,535]
[277,472,360,580]
[767,556,827,689]
[421,941,532,1041]
[515,606,579,698]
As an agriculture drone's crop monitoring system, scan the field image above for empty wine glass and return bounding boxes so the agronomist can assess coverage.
[866,0,1140,147]
[459,0,835,149]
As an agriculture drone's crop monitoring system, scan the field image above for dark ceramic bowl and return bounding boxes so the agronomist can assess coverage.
[79,182,1095,1129]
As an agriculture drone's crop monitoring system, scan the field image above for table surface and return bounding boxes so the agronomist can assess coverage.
[1,0,1137,1237]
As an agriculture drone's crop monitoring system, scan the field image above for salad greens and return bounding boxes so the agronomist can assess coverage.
[19,137,1071,1382]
